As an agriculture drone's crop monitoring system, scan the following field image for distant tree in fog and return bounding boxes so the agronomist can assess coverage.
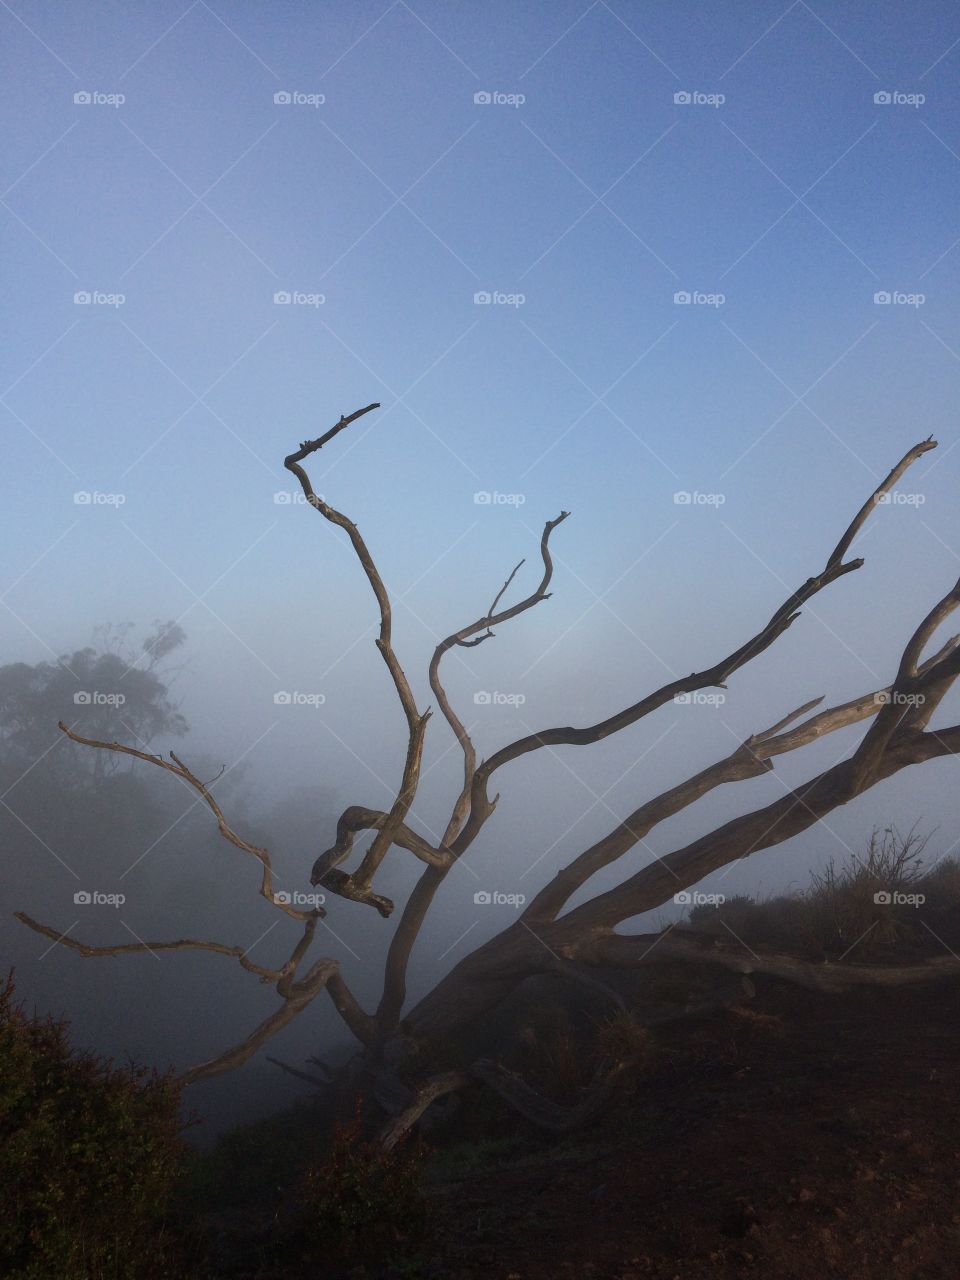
[0,620,187,793]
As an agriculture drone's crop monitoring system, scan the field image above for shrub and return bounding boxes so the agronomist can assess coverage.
[805,825,929,954]
[295,1098,427,1265]
[594,1009,654,1069]
[0,973,190,1279]
[686,826,960,959]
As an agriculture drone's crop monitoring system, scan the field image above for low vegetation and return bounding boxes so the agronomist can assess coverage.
[7,830,959,1276]
[293,1100,428,1265]
[687,826,960,959]
[0,974,193,1279]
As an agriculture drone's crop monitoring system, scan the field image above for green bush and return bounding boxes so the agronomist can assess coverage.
[0,972,190,1279]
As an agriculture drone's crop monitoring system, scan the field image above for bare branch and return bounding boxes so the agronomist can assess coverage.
[14,911,282,981]
[27,419,959,1092]
[897,581,960,681]
[523,679,901,923]
[311,805,452,884]
[325,969,379,1044]
[283,403,381,466]
[266,1056,331,1086]
[17,895,378,1064]
[56,723,321,922]
[430,512,570,847]
[377,1052,637,1147]
[315,869,395,918]
[350,711,432,893]
[469,1056,631,1132]
[179,957,342,1084]
[376,1069,470,1151]
[483,557,526,623]
[849,579,960,789]
[285,404,430,900]
[453,440,937,854]
[564,721,960,935]
[826,436,937,568]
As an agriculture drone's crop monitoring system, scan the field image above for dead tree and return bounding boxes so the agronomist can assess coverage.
[17,406,960,1137]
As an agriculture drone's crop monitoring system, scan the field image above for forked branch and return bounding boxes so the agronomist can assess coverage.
[449,438,938,853]
[430,511,570,845]
[524,636,960,923]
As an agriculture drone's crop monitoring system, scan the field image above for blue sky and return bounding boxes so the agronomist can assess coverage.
[3,0,960,924]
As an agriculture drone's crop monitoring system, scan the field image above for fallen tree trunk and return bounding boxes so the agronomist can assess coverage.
[404,919,960,1042]
[377,1070,470,1152]
[585,930,960,992]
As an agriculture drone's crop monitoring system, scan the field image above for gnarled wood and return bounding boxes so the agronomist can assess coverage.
[285,404,428,896]
[21,413,960,1106]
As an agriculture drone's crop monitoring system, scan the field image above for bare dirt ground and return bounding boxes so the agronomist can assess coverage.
[193,972,960,1279]
[426,977,960,1280]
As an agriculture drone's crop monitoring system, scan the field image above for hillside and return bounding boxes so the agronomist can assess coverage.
[192,970,960,1279]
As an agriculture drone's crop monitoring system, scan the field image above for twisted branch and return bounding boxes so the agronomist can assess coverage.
[371,514,569,1029]
[285,404,431,904]
[311,805,452,884]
